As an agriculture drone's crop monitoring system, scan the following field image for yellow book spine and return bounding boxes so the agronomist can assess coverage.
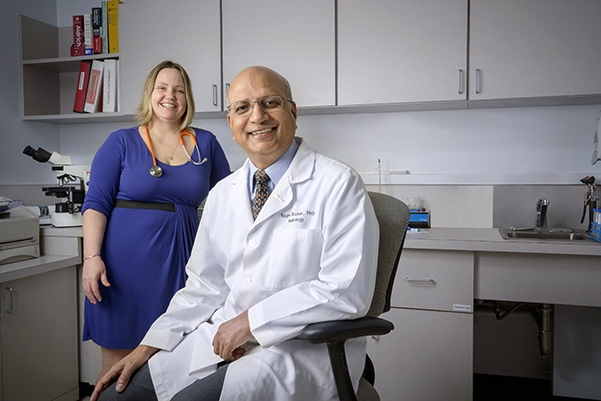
[107,0,123,53]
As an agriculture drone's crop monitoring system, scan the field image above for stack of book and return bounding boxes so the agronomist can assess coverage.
[72,0,121,114]
[73,58,119,114]
[71,0,122,56]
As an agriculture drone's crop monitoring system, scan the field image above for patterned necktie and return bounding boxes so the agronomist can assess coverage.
[251,169,270,220]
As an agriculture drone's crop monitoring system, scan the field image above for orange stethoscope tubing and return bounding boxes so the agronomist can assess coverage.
[145,126,207,177]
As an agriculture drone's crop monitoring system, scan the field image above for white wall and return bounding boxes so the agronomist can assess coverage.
[295,105,601,185]
[0,1,61,186]
[58,105,601,186]
[2,0,601,188]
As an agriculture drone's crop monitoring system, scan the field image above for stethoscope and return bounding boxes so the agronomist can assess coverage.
[145,126,208,178]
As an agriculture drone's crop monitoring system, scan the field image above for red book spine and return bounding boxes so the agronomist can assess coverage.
[73,60,92,113]
[93,36,102,54]
[72,15,84,56]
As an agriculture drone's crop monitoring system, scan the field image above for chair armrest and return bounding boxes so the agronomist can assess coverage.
[301,317,393,401]
[302,316,394,344]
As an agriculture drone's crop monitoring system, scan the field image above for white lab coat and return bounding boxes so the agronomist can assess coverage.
[141,138,379,401]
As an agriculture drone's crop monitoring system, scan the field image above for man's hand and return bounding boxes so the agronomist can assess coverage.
[212,311,252,361]
[90,345,159,401]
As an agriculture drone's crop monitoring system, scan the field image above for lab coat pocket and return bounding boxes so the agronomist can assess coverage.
[264,228,323,288]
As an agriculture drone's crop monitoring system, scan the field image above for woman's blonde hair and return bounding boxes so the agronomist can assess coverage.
[136,60,196,132]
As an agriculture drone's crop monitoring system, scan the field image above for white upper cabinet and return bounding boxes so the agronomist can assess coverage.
[337,0,468,107]
[119,0,222,114]
[469,0,601,105]
[19,0,601,124]
[221,0,335,108]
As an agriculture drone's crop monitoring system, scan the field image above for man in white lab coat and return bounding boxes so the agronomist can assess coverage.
[92,66,379,401]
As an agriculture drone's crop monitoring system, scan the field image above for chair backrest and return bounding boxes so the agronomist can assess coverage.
[366,191,410,317]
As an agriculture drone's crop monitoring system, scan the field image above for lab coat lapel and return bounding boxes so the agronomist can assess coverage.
[253,138,315,225]
[254,178,292,224]
[230,163,254,228]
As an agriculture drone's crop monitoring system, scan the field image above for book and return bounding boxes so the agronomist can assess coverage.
[97,85,104,113]
[101,2,108,54]
[116,58,121,112]
[84,60,105,113]
[71,15,85,57]
[92,7,103,54]
[83,14,93,55]
[93,36,103,54]
[103,59,118,112]
[73,60,92,113]
[107,0,123,53]
[92,7,102,37]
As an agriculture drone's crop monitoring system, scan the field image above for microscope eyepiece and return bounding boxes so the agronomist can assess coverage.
[23,145,52,163]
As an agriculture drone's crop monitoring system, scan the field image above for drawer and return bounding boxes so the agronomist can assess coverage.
[391,249,474,312]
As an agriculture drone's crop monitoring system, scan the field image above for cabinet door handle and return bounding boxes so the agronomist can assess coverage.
[6,287,14,313]
[475,69,482,94]
[405,277,435,284]
[458,69,465,94]
[224,83,230,109]
[212,84,218,107]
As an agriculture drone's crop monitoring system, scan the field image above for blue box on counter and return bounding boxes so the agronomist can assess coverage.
[409,210,430,228]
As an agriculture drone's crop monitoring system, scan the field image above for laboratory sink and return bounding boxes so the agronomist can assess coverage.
[499,228,591,241]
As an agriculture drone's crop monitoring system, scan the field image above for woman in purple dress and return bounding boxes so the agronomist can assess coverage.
[81,60,230,380]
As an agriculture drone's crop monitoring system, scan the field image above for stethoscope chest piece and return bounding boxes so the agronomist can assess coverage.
[144,126,207,178]
[149,165,163,177]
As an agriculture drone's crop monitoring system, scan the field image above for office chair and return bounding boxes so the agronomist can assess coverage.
[302,191,410,401]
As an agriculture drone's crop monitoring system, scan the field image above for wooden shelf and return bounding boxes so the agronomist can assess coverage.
[22,53,119,73]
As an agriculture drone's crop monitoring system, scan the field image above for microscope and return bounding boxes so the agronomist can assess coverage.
[23,146,90,227]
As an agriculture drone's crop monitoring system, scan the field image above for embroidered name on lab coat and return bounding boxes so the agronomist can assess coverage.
[281,210,315,223]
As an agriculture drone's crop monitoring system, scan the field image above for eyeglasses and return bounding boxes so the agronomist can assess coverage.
[227,95,293,116]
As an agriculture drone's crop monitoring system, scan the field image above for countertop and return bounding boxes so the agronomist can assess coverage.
[0,254,80,282]
[3,226,598,283]
[40,225,83,237]
[39,225,601,257]
[405,228,601,257]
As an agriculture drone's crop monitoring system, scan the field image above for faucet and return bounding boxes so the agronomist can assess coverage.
[580,176,598,232]
[535,198,550,229]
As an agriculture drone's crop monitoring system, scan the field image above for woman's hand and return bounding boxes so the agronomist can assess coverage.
[82,256,110,303]
[82,209,109,303]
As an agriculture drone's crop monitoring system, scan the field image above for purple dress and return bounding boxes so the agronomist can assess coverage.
[82,126,230,349]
